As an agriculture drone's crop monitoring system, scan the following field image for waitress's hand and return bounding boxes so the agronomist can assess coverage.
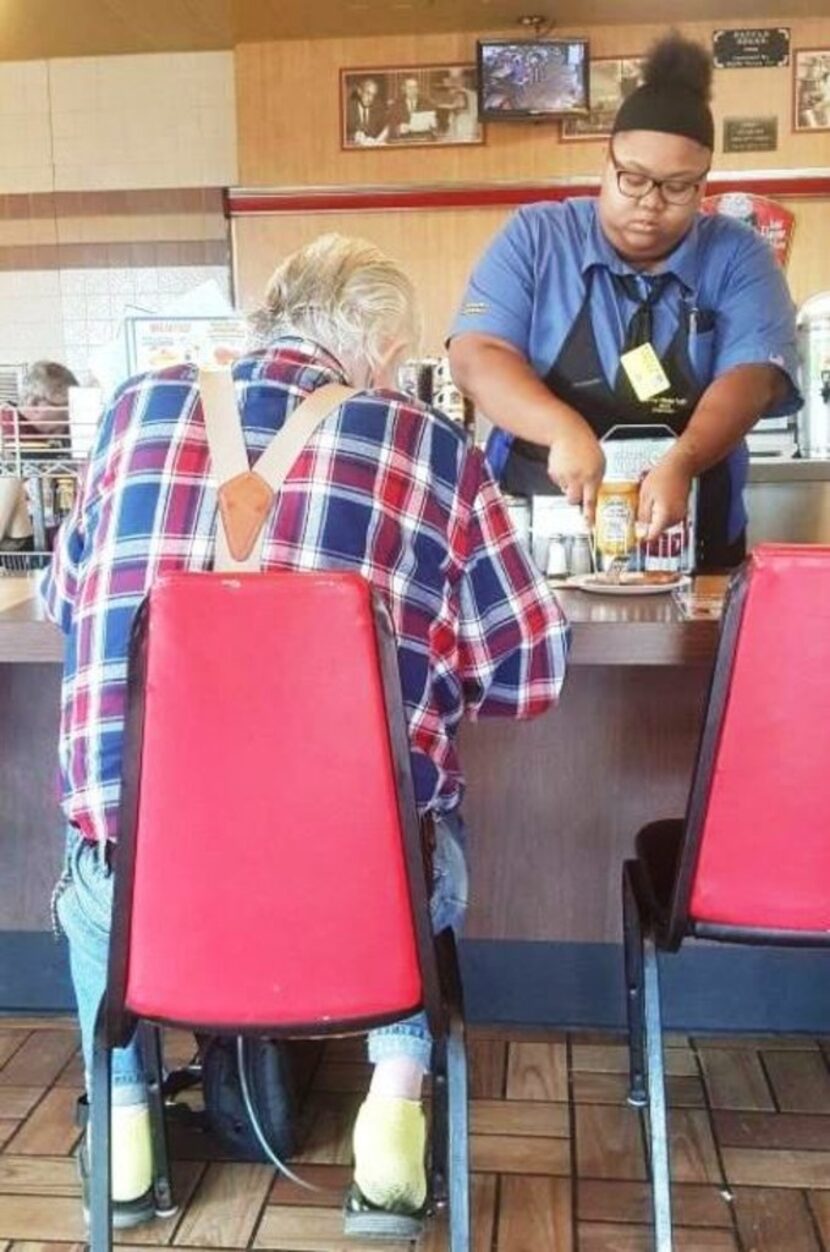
[637,457,693,541]
[546,425,606,525]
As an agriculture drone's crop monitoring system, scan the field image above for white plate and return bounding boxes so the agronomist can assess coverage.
[571,574,689,597]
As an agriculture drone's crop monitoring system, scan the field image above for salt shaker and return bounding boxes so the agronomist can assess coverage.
[569,534,594,576]
[546,535,569,578]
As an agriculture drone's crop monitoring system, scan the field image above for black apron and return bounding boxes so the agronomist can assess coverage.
[503,273,744,571]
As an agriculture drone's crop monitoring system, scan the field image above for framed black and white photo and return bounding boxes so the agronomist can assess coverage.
[560,56,642,141]
[340,64,483,149]
[794,48,830,132]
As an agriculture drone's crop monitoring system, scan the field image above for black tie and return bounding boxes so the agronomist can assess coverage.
[615,273,671,351]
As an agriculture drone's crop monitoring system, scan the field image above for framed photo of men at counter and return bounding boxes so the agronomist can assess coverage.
[340,63,483,149]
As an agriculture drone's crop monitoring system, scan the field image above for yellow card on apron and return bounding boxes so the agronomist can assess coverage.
[619,343,671,402]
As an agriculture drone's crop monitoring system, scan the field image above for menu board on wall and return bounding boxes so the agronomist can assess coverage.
[126,316,248,375]
[713,28,790,69]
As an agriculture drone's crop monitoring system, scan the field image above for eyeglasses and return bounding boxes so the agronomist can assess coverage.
[609,141,710,207]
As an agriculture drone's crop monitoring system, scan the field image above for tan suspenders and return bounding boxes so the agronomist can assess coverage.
[198,368,356,573]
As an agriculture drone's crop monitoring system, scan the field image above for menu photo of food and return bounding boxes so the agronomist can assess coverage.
[126,316,248,376]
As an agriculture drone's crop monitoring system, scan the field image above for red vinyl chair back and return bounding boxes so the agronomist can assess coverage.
[681,545,830,937]
[111,571,426,1033]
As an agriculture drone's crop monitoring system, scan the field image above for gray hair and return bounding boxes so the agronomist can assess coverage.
[21,360,78,407]
[249,233,421,374]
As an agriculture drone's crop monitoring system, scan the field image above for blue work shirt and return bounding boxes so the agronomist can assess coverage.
[449,198,800,539]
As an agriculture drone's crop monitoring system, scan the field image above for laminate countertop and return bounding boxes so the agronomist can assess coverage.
[0,574,724,668]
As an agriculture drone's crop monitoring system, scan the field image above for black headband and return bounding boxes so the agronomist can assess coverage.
[612,83,714,151]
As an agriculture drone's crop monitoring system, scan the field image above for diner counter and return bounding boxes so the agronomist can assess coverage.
[6,571,823,1031]
[0,575,721,667]
[748,456,830,483]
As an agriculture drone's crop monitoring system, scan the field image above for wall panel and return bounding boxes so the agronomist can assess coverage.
[232,193,828,355]
[236,18,830,188]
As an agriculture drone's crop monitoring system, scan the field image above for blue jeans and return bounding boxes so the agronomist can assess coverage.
[54,812,468,1093]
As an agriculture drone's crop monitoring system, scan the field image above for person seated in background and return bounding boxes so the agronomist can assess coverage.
[0,359,78,553]
[7,359,78,447]
[41,233,569,1236]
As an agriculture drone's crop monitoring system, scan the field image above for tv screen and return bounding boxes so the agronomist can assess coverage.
[477,39,590,120]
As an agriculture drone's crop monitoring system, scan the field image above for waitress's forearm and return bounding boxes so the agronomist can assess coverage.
[449,333,594,447]
[667,364,789,475]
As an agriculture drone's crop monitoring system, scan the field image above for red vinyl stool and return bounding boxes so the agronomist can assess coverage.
[622,545,830,1252]
[89,571,469,1251]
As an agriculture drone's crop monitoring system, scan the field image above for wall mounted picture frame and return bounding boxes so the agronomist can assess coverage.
[560,56,643,141]
[340,64,483,150]
[794,48,830,132]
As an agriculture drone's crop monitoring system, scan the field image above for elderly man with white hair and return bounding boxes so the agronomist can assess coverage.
[41,233,569,1238]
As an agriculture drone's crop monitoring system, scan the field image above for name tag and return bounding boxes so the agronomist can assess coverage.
[620,343,671,402]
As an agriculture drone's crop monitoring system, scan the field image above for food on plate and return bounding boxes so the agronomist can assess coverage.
[590,570,681,587]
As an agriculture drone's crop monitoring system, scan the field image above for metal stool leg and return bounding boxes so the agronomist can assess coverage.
[643,932,673,1252]
[623,863,647,1108]
[447,1007,470,1252]
[89,999,113,1252]
[139,1023,177,1217]
[431,1034,449,1210]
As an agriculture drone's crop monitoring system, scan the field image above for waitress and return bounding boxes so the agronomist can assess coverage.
[448,33,800,569]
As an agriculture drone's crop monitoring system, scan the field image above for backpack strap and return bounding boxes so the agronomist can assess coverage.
[198,368,356,573]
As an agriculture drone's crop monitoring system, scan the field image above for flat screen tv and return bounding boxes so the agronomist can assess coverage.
[477,39,590,120]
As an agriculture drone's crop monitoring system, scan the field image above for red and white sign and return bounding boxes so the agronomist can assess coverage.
[701,192,795,268]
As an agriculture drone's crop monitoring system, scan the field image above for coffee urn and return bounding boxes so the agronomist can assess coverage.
[797,291,830,459]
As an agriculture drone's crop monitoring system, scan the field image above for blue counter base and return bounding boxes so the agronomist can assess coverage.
[460,939,830,1035]
[1,931,74,1013]
[3,933,830,1034]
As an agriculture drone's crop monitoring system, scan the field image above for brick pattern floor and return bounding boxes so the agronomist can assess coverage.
[0,1018,828,1250]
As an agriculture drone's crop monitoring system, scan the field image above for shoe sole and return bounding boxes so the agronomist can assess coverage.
[343,1184,426,1240]
[78,1141,170,1229]
[82,1195,160,1230]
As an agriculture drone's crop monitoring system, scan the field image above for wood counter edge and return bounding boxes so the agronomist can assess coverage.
[0,615,719,668]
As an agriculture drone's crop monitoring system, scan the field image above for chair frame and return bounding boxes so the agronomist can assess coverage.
[88,580,469,1252]
[623,556,830,1252]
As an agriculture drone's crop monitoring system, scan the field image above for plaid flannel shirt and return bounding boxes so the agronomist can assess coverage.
[41,339,569,842]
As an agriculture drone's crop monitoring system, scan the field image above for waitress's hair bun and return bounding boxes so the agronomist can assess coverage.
[612,30,715,149]
[642,31,713,102]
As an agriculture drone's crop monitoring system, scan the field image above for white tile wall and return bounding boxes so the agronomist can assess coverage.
[0,61,54,193]
[49,52,238,192]
[0,264,231,382]
[0,271,65,364]
[0,51,238,194]
[58,264,231,378]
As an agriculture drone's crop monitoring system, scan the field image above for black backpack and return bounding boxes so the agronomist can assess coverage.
[196,1034,322,1163]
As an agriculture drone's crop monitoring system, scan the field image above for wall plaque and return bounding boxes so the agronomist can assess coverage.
[723,117,778,152]
[713,28,790,69]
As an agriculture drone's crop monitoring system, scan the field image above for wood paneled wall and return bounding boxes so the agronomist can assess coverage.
[233,208,509,354]
[234,16,830,352]
[232,195,827,356]
[236,17,830,187]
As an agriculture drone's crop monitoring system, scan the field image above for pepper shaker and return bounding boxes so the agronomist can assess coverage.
[569,533,594,576]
